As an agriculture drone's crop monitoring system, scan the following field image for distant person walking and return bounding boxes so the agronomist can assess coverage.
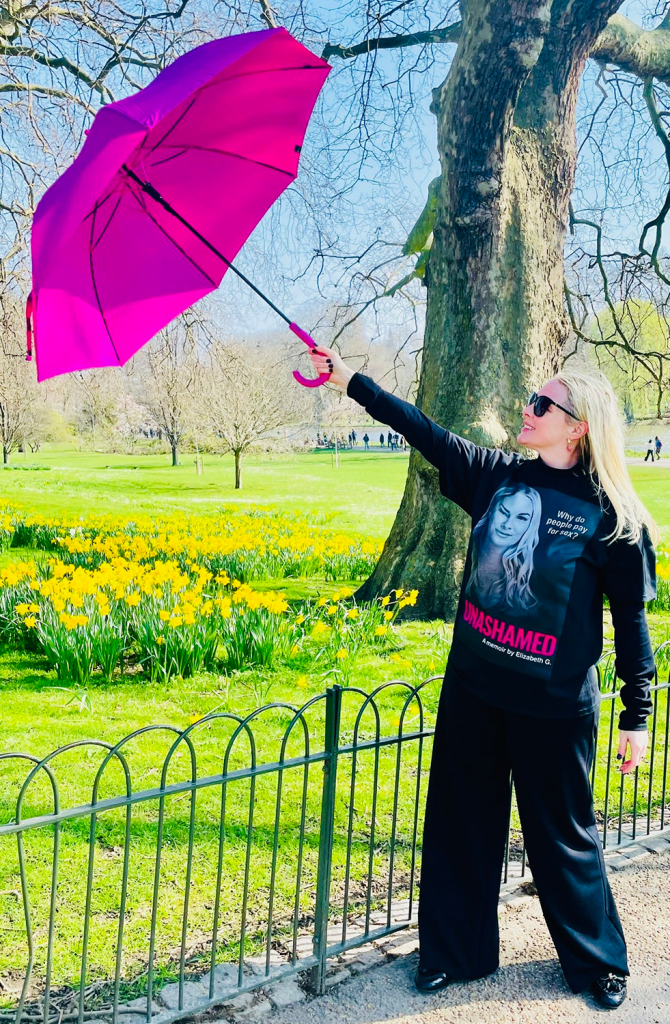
[363,433,370,450]
[379,433,385,447]
[644,439,655,462]
[655,436,662,459]
[387,430,393,449]
[352,429,357,445]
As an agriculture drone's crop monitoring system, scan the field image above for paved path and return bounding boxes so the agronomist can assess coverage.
[263,847,670,1024]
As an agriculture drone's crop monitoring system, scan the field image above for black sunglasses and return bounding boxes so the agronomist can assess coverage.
[527,392,580,421]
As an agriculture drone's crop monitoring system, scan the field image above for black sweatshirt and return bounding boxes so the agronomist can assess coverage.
[347,372,657,731]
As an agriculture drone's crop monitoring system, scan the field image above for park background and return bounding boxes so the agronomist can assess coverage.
[1,0,670,1018]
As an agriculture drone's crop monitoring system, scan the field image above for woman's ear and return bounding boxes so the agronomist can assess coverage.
[570,420,589,442]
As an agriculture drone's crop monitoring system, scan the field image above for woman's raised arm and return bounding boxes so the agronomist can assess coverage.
[309,345,518,515]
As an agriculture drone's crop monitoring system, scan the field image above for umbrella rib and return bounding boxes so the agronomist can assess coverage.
[148,144,294,178]
[123,164,292,324]
[142,64,325,159]
[82,186,120,224]
[89,200,123,364]
[91,192,124,250]
[127,184,218,287]
[141,95,199,156]
[202,65,328,87]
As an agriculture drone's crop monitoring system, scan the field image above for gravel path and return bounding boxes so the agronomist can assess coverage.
[264,847,670,1024]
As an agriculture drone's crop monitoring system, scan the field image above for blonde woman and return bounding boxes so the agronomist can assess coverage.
[310,349,657,1012]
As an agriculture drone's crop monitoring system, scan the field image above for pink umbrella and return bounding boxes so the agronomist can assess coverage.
[27,27,332,387]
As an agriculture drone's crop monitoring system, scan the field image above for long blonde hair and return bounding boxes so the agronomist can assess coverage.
[556,368,659,545]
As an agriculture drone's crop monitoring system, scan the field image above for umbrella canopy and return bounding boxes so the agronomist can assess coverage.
[30,27,331,383]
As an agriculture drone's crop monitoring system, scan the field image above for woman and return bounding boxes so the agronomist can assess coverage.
[310,346,657,1011]
[466,483,541,616]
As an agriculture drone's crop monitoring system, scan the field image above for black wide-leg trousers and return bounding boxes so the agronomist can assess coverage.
[417,665,628,994]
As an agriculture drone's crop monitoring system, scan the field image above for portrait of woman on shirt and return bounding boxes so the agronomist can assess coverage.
[465,483,541,617]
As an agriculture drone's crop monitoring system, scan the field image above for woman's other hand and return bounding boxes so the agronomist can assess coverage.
[617,729,648,774]
[309,345,355,392]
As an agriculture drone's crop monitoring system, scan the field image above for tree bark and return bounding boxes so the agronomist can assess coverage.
[356,0,622,620]
[235,449,242,489]
[171,444,179,467]
[3,446,7,465]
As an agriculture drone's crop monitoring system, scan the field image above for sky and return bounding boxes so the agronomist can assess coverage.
[206,0,669,353]
[12,0,669,365]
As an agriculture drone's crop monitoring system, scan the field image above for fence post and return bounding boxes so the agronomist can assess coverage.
[310,684,342,995]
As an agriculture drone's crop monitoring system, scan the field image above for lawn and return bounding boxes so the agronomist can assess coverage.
[0,446,410,536]
[3,445,669,540]
[0,445,668,999]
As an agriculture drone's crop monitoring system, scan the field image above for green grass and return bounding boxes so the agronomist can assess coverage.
[2,444,669,540]
[0,624,446,993]
[0,444,669,997]
[0,446,410,537]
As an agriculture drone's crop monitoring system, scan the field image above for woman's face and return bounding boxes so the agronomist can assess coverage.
[488,492,534,548]
[516,378,577,451]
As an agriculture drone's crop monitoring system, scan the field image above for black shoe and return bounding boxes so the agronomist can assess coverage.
[415,966,454,993]
[590,972,628,1009]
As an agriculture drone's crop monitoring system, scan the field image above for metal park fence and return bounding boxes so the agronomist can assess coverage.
[1,649,669,1024]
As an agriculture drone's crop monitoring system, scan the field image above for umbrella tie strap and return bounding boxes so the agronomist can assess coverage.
[26,291,33,362]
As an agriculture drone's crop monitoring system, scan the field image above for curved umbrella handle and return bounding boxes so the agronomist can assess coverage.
[289,322,331,388]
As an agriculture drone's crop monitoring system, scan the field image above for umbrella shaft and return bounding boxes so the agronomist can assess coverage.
[121,164,291,326]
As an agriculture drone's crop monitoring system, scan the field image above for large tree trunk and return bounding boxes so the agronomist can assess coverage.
[356,0,621,620]
[171,443,179,467]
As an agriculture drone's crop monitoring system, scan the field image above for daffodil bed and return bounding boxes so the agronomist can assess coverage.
[0,505,425,687]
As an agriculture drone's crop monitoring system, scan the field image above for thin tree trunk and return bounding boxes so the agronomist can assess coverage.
[356,0,620,620]
[235,449,242,489]
[2,446,7,465]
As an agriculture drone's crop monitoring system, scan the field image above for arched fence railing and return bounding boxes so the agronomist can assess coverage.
[0,649,668,1022]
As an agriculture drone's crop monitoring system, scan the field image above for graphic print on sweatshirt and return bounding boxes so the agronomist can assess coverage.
[456,483,602,679]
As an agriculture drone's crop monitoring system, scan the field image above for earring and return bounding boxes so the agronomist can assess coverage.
[567,439,573,451]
